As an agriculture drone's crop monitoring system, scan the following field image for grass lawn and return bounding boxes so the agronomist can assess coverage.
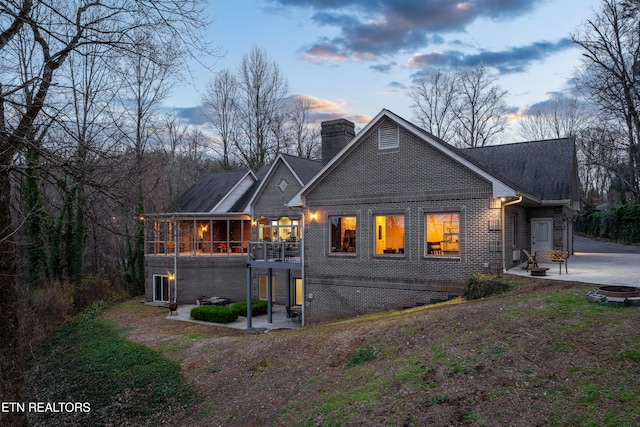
[26,276,640,426]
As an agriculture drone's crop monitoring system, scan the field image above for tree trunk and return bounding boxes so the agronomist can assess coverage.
[0,149,27,426]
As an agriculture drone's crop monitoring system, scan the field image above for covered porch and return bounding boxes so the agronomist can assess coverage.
[144,215,252,257]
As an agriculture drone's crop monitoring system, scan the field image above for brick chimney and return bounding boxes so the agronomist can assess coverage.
[321,118,355,165]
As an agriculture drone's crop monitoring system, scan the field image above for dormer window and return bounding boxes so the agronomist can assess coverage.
[378,121,399,150]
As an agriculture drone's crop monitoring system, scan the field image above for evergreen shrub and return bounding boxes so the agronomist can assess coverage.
[463,273,512,300]
[190,305,239,323]
[230,300,269,317]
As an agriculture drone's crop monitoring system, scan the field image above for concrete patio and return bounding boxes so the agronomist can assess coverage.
[164,303,301,331]
[507,235,640,288]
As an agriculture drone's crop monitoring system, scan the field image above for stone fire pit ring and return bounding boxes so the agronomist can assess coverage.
[587,285,640,306]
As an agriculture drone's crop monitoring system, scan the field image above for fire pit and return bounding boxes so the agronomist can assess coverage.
[587,286,640,306]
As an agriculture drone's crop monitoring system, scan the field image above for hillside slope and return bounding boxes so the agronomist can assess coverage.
[29,276,640,426]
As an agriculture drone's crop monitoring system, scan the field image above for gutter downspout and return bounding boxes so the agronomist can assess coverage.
[300,210,305,327]
[173,216,178,304]
[502,196,523,273]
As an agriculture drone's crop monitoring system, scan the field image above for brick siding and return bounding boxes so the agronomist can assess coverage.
[302,120,503,324]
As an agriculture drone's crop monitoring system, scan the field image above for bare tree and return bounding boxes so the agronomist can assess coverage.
[572,0,640,199]
[0,0,211,419]
[235,46,290,169]
[452,64,509,148]
[409,65,509,148]
[410,69,457,141]
[202,69,238,171]
[287,95,321,159]
[518,96,588,141]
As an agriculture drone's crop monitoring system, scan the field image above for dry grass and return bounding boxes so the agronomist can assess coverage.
[101,276,640,426]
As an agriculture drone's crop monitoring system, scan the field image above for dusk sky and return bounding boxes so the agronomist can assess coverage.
[166,0,602,141]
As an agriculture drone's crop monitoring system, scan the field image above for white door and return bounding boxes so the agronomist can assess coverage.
[531,219,553,253]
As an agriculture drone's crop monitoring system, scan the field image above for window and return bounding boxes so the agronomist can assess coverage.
[257,217,300,242]
[511,213,518,247]
[375,215,405,255]
[330,216,357,253]
[259,275,276,300]
[153,275,169,302]
[426,213,460,256]
[295,278,303,306]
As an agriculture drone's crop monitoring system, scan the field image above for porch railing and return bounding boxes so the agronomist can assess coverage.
[248,240,301,263]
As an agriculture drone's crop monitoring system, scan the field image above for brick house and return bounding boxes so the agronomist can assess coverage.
[289,109,579,323]
[145,109,579,325]
[144,169,263,304]
[144,154,321,309]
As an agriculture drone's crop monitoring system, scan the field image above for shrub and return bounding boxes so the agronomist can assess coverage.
[230,300,269,317]
[190,305,239,323]
[463,273,512,300]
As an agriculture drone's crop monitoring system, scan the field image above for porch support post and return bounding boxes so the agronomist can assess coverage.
[246,265,252,329]
[267,268,273,323]
[285,268,291,314]
[501,196,523,273]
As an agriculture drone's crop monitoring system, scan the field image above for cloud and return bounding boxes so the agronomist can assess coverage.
[408,38,576,80]
[369,61,398,73]
[271,0,542,60]
[283,94,371,127]
[299,39,350,63]
[174,106,208,125]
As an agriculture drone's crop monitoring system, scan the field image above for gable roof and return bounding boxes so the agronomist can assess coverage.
[280,153,322,184]
[229,164,270,212]
[247,153,322,208]
[289,109,521,207]
[168,169,256,213]
[465,138,576,202]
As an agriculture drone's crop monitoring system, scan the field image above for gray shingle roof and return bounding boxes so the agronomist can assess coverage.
[169,169,251,213]
[280,153,322,184]
[229,164,271,212]
[465,138,576,201]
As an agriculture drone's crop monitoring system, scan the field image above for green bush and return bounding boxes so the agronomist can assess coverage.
[190,305,239,323]
[463,273,512,300]
[230,300,269,317]
[576,204,640,243]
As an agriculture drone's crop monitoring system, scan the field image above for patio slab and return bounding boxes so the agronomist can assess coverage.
[164,303,301,331]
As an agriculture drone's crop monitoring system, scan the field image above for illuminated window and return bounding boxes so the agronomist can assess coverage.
[375,215,405,255]
[330,216,357,253]
[259,275,276,300]
[426,213,460,256]
[257,216,299,241]
[295,278,303,306]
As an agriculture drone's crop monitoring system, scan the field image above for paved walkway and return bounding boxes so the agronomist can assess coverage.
[165,303,301,331]
[507,235,640,287]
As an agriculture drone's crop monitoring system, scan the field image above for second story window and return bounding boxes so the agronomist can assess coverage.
[330,216,357,253]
